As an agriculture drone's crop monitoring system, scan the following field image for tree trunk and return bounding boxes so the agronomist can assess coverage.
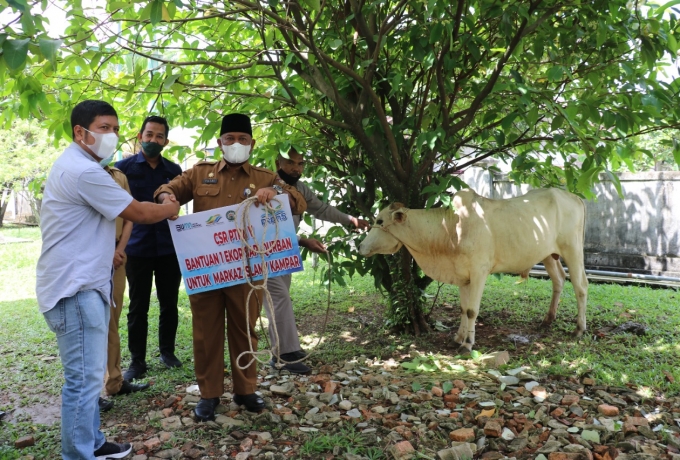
[0,189,9,228]
[383,248,430,335]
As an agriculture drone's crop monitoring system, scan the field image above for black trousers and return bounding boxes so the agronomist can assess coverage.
[125,254,182,363]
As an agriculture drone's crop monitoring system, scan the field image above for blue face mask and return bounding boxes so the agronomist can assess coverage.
[99,153,115,167]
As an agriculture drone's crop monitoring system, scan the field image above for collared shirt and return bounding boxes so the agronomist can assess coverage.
[36,142,134,313]
[154,159,307,215]
[115,152,182,257]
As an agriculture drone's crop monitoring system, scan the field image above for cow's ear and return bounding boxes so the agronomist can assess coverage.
[392,210,407,223]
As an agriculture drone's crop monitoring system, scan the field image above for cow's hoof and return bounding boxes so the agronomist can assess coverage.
[539,320,553,330]
[572,328,585,338]
[457,345,472,357]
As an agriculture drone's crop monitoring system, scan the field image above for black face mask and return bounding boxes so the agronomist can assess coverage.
[277,168,301,186]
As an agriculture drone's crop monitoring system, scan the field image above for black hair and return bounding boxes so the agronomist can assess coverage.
[70,100,118,139]
[140,115,170,137]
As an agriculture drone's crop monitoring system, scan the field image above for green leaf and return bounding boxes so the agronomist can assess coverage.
[411,382,422,391]
[605,170,623,199]
[108,1,130,11]
[501,112,518,131]
[300,0,320,12]
[163,73,180,89]
[329,39,342,50]
[7,0,29,12]
[442,381,453,394]
[20,12,36,36]
[429,23,443,44]
[546,66,564,82]
[551,115,564,131]
[150,0,163,24]
[672,138,680,168]
[2,38,30,71]
[655,0,680,17]
[39,38,62,68]
[170,82,183,100]
[615,115,629,134]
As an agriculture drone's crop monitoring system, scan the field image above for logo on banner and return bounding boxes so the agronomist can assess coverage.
[175,222,202,232]
[206,214,223,226]
[226,210,236,221]
[260,202,287,226]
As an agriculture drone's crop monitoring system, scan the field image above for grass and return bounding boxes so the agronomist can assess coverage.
[418,275,680,395]
[1,221,679,457]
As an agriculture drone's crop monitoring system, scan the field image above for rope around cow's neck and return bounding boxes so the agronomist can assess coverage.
[234,196,333,372]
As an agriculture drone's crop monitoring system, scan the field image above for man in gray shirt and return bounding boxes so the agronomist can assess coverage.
[37,100,180,460]
[264,147,369,374]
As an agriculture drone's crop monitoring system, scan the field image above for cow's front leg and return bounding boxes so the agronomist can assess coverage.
[456,277,487,354]
[453,285,470,347]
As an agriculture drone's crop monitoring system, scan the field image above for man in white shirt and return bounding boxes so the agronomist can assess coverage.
[36,100,180,460]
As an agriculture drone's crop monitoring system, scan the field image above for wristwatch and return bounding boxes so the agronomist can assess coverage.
[272,185,284,194]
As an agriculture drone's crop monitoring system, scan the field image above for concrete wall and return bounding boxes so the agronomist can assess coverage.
[462,168,680,277]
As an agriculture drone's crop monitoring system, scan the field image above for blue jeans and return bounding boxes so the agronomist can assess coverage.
[43,290,110,460]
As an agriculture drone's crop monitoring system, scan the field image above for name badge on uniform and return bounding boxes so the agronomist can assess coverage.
[203,179,218,184]
[243,187,252,197]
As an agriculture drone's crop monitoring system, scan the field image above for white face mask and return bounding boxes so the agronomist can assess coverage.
[221,143,251,163]
[81,128,119,160]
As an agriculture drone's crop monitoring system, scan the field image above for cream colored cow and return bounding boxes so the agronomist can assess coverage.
[359,188,588,352]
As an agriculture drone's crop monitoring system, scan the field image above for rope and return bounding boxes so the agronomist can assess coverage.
[233,196,333,371]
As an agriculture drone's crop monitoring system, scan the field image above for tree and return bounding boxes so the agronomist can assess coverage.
[2,0,680,332]
[616,129,680,171]
[0,119,64,225]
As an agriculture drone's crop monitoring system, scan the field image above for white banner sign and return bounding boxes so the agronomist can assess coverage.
[169,195,303,295]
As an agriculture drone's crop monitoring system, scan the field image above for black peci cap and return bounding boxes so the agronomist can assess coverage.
[220,113,252,136]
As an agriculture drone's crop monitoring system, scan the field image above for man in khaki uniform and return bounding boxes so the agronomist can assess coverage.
[154,114,306,421]
[99,165,150,412]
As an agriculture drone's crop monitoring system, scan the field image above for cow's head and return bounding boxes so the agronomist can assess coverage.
[358,202,408,256]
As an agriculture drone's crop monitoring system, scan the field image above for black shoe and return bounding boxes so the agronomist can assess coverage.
[233,393,265,412]
[98,397,114,412]
[291,349,308,360]
[160,353,182,368]
[94,441,132,459]
[194,397,220,422]
[123,360,147,381]
[270,352,311,375]
[114,379,150,396]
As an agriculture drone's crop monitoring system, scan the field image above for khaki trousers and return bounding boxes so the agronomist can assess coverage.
[263,274,302,355]
[105,255,127,395]
[189,282,263,397]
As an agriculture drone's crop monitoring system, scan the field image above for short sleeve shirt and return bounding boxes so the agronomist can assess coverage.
[36,142,134,313]
[115,152,182,257]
